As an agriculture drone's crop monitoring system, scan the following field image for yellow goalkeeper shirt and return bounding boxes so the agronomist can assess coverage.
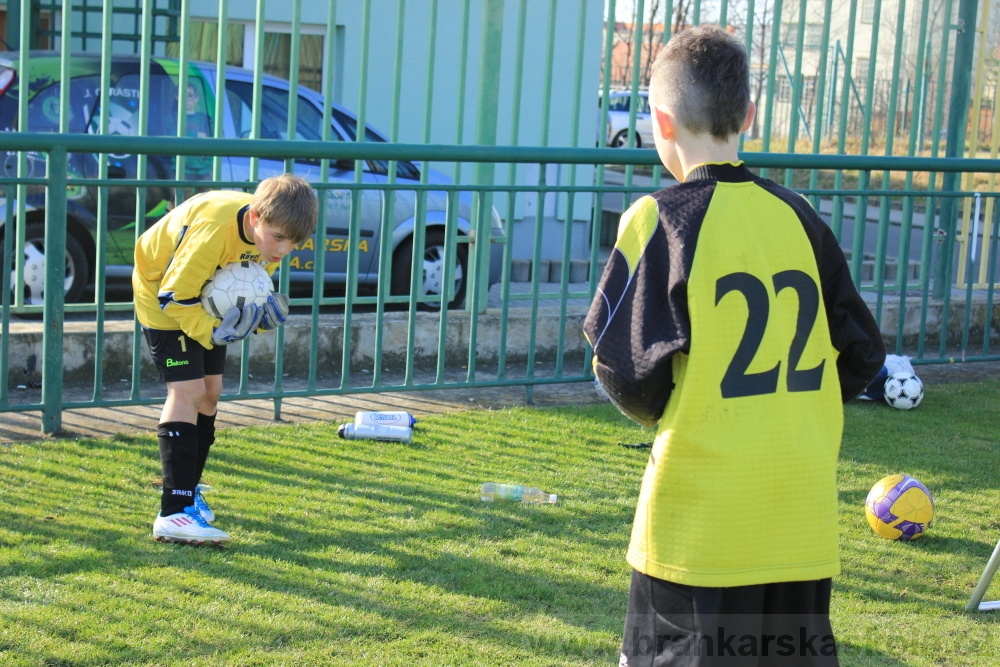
[584,162,885,587]
[133,191,278,349]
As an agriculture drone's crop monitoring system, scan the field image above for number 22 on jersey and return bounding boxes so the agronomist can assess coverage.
[714,270,827,399]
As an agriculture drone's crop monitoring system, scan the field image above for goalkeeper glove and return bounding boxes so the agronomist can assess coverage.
[258,292,290,332]
[211,304,264,346]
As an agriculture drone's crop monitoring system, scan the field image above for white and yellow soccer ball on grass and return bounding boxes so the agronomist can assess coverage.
[200,261,272,318]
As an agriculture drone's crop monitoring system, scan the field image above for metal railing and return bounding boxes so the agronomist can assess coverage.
[1,136,999,434]
[1,0,998,435]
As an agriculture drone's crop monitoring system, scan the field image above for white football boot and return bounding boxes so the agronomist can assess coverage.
[153,505,230,546]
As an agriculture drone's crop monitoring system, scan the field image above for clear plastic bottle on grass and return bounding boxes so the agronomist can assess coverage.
[480,482,557,504]
[337,422,413,443]
[355,411,417,428]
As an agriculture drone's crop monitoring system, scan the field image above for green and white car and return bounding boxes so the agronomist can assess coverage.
[0,52,505,309]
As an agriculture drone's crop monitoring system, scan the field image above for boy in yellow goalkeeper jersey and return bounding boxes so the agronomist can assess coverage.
[133,173,317,545]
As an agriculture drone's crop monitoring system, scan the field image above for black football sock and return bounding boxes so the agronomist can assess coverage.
[158,421,199,516]
[195,412,217,486]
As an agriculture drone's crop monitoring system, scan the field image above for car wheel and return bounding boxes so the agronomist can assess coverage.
[12,222,90,305]
[391,229,468,311]
[611,129,640,148]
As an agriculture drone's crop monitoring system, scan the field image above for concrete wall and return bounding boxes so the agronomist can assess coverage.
[4,308,591,389]
[4,297,999,390]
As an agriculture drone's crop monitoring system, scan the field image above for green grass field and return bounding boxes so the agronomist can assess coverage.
[2,380,999,666]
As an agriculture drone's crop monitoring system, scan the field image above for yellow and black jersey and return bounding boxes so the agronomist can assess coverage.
[584,162,885,587]
[133,191,278,349]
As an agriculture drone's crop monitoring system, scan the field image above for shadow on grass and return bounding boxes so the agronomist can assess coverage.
[1,410,641,663]
[837,642,912,666]
[841,383,1000,493]
[208,427,632,640]
[836,384,1000,619]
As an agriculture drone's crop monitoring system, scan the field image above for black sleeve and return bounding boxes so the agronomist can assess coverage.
[816,223,887,401]
[584,193,702,427]
[770,186,887,401]
[584,236,680,428]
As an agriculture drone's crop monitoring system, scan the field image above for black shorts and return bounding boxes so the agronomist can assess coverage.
[620,570,838,667]
[142,327,226,382]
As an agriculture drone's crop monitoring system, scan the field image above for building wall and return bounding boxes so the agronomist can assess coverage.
[186,0,604,247]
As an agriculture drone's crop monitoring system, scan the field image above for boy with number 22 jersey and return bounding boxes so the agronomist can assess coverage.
[584,26,885,667]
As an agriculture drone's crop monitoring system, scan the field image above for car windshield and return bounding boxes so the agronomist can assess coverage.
[0,73,101,133]
[605,93,649,114]
[331,107,419,180]
[226,80,326,141]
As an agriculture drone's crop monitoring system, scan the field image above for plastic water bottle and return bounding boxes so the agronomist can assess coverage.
[355,411,417,428]
[480,482,557,504]
[337,422,413,444]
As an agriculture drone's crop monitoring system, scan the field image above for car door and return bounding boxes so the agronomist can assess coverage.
[221,77,383,284]
[327,107,426,283]
[635,93,655,147]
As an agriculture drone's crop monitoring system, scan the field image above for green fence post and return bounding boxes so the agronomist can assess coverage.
[5,0,21,49]
[41,146,67,435]
[471,0,504,315]
[933,0,978,299]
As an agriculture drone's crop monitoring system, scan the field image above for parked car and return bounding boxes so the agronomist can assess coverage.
[598,89,654,148]
[0,52,505,309]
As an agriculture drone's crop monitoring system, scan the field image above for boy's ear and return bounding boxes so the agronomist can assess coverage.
[740,102,756,134]
[653,105,675,141]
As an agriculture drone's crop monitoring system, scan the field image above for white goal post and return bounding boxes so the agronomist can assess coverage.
[967,538,1000,612]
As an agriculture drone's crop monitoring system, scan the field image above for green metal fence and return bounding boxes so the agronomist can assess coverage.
[2,134,998,434]
[1,0,998,435]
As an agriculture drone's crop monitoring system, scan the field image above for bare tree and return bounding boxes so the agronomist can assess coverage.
[642,0,664,86]
[750,0,772,139]
[674,0,692,33]
[613,2,640,87]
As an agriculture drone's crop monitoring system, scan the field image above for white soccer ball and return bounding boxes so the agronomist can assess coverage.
[200,261,272,318]
[883,372,924,410]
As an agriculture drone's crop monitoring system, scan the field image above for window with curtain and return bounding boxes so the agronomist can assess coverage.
[165,20,244,66]
[165,23,324,94]
[262,33,325,93]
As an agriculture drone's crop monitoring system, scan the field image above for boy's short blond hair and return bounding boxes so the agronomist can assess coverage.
[648,25,750,141]
[250,174,318,243]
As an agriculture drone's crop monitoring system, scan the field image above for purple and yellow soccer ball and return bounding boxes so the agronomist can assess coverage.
[883,372,923,410]
[865,474,934,541]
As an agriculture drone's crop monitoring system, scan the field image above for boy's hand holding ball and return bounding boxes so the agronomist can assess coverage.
[258,292,290,331]
[211,304,264,345]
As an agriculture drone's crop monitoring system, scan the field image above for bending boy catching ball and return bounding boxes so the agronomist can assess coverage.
[133,173,317,545]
